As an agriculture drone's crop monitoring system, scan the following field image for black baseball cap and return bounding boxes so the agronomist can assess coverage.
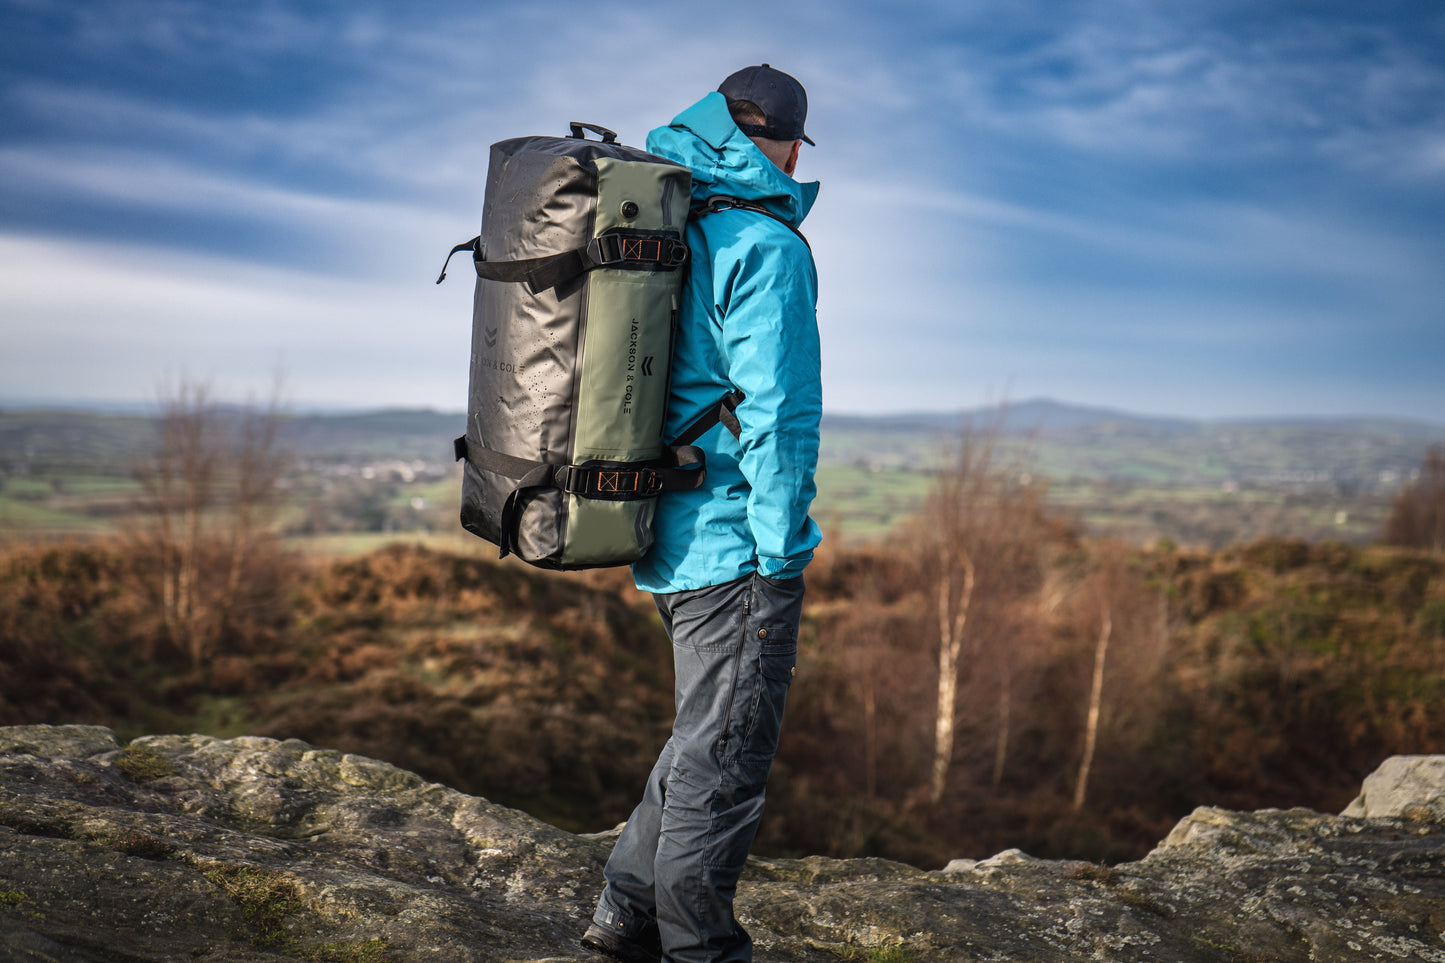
[718,63,814,146]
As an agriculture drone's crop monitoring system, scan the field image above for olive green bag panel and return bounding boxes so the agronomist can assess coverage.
[572,157,688,463]
[556,157,688,567]
[556,275,677,566]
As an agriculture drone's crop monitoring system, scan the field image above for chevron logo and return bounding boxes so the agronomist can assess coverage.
[484,327,498,348]
[640,356,654,377]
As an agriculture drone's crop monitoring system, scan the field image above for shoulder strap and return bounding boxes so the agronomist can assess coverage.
[671,389,745,446]
[672,198,804,447]
[692,196,810,250]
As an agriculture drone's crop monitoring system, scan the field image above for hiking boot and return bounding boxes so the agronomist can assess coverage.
[580,922,661,963]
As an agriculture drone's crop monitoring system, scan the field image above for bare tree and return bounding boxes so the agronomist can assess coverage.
[923,433,989,804]
[1383,447,1445,553]
[1074,587,1113,812]
[225,381,288,598]
[933,534,977,804]
[1069,542,1168,811]
[131,376,290,666]
[134,380,218,664]
[918,423,1067,805]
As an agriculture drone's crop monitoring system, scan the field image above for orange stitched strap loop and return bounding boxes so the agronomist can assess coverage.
[551,462,680,500]
[589,469,662,496]
[621,238,663,261]
[589,232,687,270]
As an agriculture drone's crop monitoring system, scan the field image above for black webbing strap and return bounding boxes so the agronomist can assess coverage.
[436,232,687,293]
[693,196,811,250]
[434,236,587,293]
[555,446,707,498]
[451,438,553,558]
[454,437,707,490]
[498,464,556,559]
[452,437,547,480]
[478,245,587,294]
[453,436,707,558]
[672,389,745,447]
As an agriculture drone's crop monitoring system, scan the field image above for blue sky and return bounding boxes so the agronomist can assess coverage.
[1,0,1442,420]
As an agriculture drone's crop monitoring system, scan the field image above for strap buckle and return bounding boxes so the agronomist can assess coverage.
[588,234,626,267]
[555,465,586,494]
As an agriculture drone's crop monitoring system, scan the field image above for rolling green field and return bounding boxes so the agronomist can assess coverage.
[812,464,932,541]
[1,403,1438,552]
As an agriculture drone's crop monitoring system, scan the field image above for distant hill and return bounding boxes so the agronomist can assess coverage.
[823,398,1199,436]
[821,399,1445,488]
[3,399,1442,488]
[824,397,1443,439]
[0,407,464,468]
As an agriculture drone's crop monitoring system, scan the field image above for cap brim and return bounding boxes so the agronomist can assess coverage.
[802,134,816,146]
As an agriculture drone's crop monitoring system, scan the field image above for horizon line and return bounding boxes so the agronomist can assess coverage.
[4,395,1444,431]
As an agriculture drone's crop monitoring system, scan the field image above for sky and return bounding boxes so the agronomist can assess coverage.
[1,0,1442,421]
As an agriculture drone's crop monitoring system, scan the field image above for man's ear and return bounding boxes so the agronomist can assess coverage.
[783,140,801,176]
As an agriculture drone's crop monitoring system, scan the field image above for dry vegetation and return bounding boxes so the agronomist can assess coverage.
[0,538,674,830]
[4,531,1444,867]
[3,419,1444,868]
[778,531,1445,864]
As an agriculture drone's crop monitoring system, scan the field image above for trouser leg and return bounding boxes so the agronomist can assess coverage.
[591,737,674,948]
[592,572,804,963]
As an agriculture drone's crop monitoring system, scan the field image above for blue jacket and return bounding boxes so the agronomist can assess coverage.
[633,92,823,594]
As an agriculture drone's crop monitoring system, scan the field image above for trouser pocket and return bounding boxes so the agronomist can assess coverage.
[735,573,804,776]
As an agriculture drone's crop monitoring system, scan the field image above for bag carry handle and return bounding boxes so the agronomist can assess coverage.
[569,122,617,143]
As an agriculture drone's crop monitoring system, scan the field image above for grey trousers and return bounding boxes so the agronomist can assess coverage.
[592,572,805,963]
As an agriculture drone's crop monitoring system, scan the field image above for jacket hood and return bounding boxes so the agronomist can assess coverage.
[645,92,819,230]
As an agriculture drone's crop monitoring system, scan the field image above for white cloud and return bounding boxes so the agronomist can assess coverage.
[903,2,1445,176]
[4,0,1442,420]
[68,0,349,65]
[0,143,473,280]
[807,164,1445,417]
[0,232,474,408]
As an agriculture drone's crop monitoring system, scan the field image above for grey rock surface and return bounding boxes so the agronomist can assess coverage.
[1,725,1443,962]
[1344,755,1445,824]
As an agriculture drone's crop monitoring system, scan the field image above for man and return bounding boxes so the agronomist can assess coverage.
[582,65,822,963]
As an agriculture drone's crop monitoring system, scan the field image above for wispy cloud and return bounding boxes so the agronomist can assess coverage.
[0,231,471,405]
[899,0,1445,176]
[2,0,1442,418]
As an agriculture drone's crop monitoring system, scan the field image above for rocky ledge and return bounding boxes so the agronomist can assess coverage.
[2,726,1443,962]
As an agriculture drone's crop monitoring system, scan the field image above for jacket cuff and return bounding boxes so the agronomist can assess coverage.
[757,553,811,580]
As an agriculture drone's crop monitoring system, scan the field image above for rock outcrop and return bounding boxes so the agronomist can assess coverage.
[2,725,1443,962]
